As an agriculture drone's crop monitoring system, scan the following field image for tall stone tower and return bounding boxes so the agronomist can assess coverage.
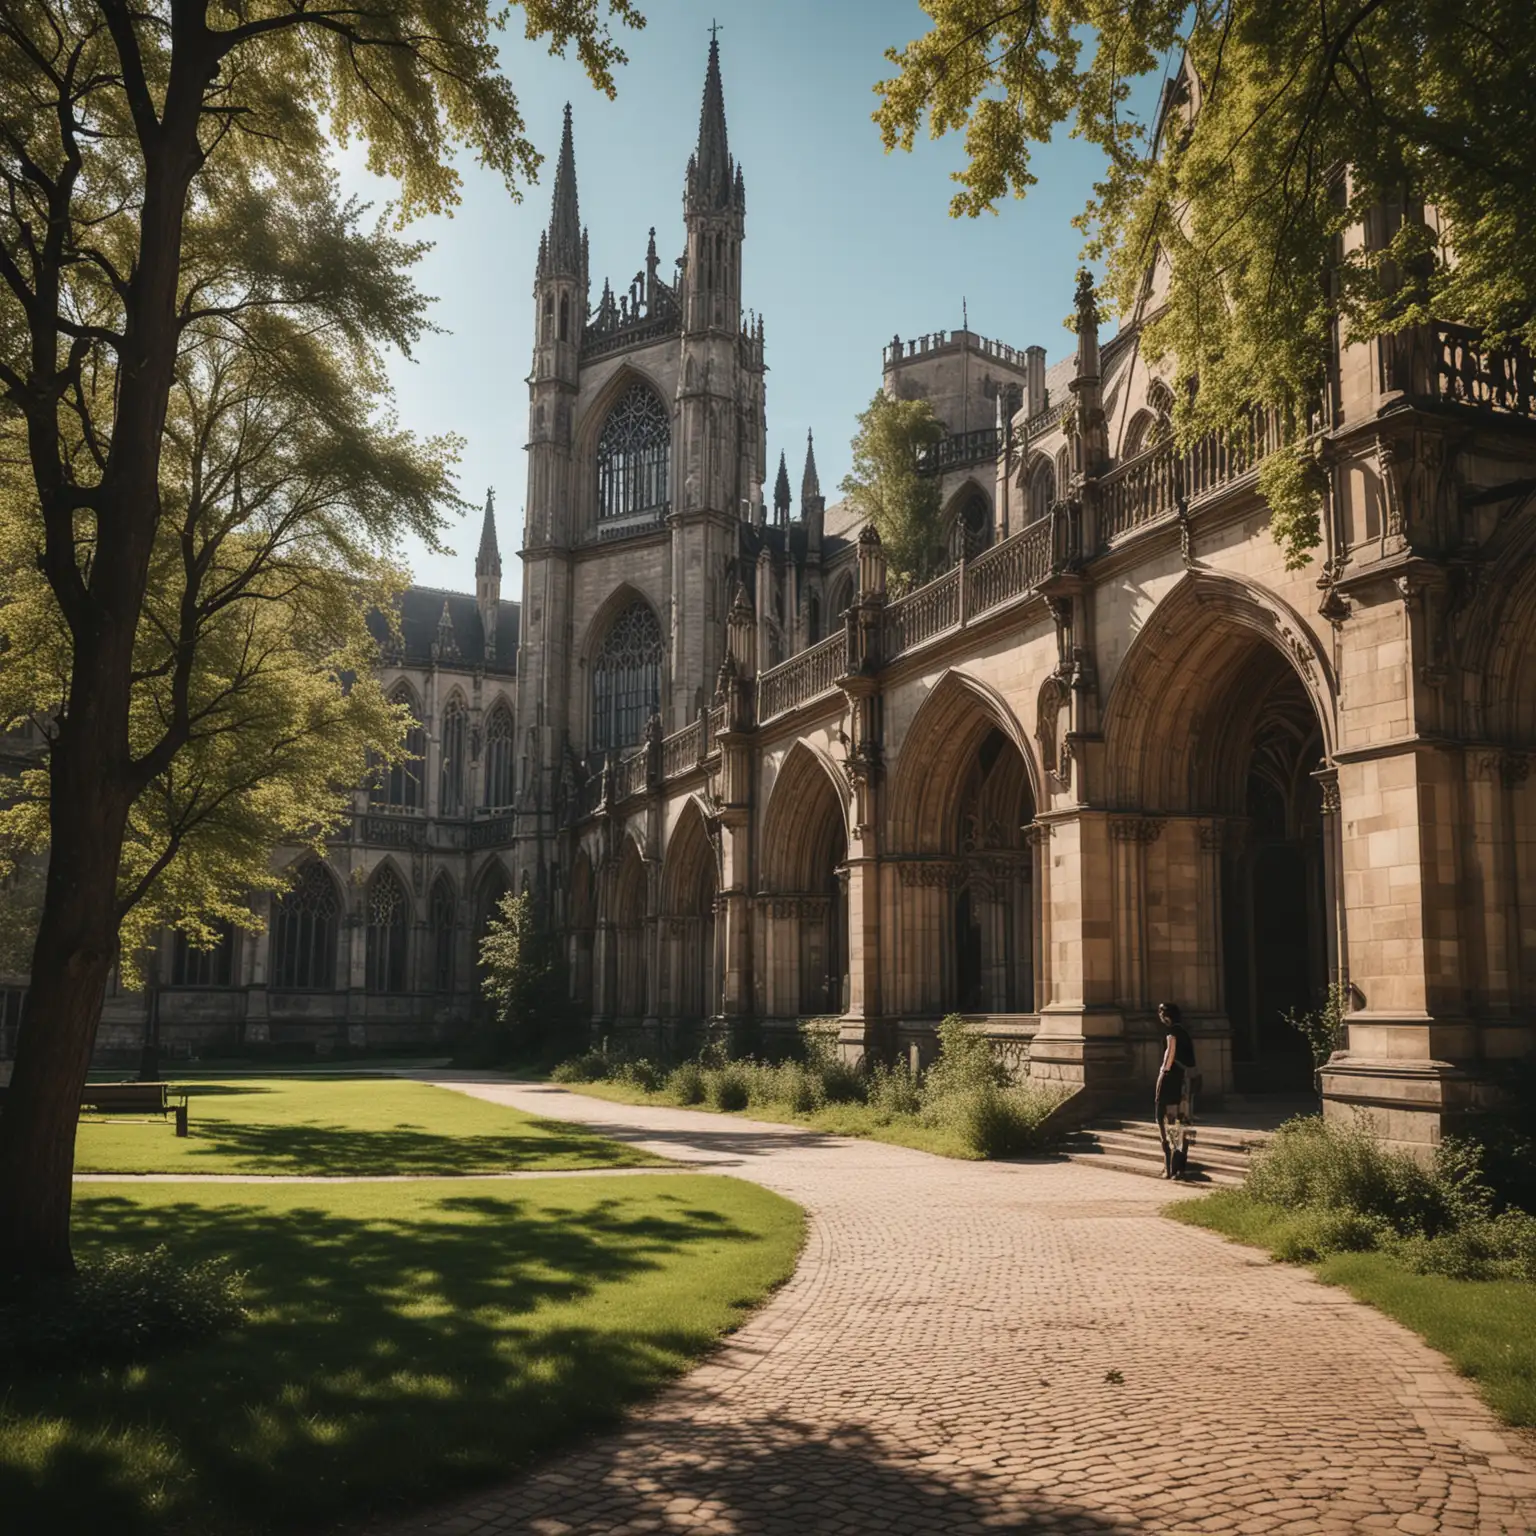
[513,40,767,870]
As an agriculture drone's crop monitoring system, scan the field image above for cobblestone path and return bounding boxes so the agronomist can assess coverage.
[375,1080,1536,1536]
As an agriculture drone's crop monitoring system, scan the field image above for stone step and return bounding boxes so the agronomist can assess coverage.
[1083,1128,1252,1176]
[1062,1121,1252,1189]
[1098,1118,1273,1154]
[1061,1144,1245,1188]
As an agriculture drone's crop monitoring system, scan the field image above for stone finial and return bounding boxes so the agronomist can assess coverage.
[432,600,460,663]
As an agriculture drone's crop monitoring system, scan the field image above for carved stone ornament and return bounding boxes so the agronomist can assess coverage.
[1476,751,1533,788]
[1036,674,1072,788]
[1197,819,1227,852]
[896,860,966,889]
[1109,816,1163,844]
[1275,621,1317,680]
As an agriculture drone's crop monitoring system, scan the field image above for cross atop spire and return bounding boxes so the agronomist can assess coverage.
[541,102,583,277]
[801,429,821,506]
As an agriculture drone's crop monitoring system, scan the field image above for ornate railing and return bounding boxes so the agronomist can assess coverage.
[1433,323,1536,419]
[884,566,961,655]
[707,702,727,741]
[757,632,848,723]
[468,815,514,850]
[915,426,1003,477]
[613,747,648,802]
[965,519,1053,616]
[662,718,704,779]
[1097,407,1288,546]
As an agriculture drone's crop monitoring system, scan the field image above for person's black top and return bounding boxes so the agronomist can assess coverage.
[1165,1022,1196,1071]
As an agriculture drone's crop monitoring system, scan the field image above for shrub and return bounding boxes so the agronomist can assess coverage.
[866,1059,922,1117]
[0,1246,246,1372]
[1393,1210,1536,1283]
[611,1058,662,1093]
[1282,982,1349,1073]
[765,1060,824,1114]
[705,1063,751,1112]
[550,1049,611,1084]
[667,1061,706,1105]
[814,1054,866,1105]
[1271,1207,1390,1263]
[922,1014,1009,1104]
[931,1082,1067,1159]
[1246,1116,1459,1237]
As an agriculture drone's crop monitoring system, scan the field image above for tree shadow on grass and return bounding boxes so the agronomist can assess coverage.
[161,1115,655,1175]
[0,1185,788,1536]
[376,1415,1148,1536]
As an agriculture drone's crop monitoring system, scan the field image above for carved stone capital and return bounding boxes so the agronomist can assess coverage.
[1109,816,1163,844]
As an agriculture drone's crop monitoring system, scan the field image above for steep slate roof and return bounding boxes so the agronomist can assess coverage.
[368,586,520,675]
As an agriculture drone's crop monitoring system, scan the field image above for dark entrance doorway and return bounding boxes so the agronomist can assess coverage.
[1222,666,1325,1093]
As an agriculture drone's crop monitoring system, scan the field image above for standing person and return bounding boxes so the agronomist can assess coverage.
[1155,1002,1198,1179]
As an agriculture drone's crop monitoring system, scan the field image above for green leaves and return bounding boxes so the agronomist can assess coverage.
[876,0,1536,565]
[840,391,947,590]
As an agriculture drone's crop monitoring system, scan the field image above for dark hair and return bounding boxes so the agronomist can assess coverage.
[1158,1001,1182,1024]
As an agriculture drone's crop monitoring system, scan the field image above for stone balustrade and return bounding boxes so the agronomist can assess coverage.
[758,632,849,723]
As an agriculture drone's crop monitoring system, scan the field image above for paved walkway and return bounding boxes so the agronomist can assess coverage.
[372,1080,1536,1536]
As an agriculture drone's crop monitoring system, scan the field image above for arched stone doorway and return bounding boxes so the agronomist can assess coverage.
[1102,578,1336,1094]
[568,848,597,1020]
[760,746,850,1024]
[609,837,648,1024]
[889,675,1038,1022]
[660,805,718,1042]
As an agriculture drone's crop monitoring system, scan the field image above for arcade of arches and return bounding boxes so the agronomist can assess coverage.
[561,546,1536,1157]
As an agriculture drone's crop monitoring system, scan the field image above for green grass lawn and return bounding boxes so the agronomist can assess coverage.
[2,1176,803,1535]
[75,1077,664,1176]
[564,1077,987,1159]
[1170,1190,1536,1426]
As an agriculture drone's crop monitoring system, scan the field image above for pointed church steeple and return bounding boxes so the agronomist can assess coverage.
[475,488,501,658]
[687,35,744,217]
[773,451,791,525]
[800,429,821,506]
[476,488,501,581]
[540,103,583,278]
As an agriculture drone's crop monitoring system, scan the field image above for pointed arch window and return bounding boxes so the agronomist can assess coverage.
[950,491,992,563]
[439,695,468,817]
[366,866,410,994]
[172,921,236,987]
[272,864,339,990]
[431,876,457,993]
[596,383,670,525]
[371,685,425,810]
[591,600,663,755]
[482,703,514,809]
[1028,460,1056,523]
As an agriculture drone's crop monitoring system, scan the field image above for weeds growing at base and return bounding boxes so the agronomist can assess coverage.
[550,1016,1069,1161]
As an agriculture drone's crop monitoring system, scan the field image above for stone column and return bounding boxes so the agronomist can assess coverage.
[1323,742,1480,1152]
[1028,809,1127,1092]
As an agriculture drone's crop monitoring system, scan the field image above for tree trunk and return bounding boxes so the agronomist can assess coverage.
[0,721,130,1278]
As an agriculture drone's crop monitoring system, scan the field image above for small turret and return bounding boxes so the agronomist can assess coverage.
[802,430,825,555]
[532,103,587,387]
[773,451,791,526]
[683,36,745,334]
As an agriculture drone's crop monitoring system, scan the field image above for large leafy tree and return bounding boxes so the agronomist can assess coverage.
[875,0,1536,566]
[840,391,947,590]
[0,0,644,1278]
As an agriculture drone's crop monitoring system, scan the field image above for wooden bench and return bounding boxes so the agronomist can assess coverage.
[79,1081,190,1137]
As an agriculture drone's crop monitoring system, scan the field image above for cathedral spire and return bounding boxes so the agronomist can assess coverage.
[800,429,821,506]
[687,34,742,214]
[475,488,501,580]
[773,451,791,524]
[542,103,583,275]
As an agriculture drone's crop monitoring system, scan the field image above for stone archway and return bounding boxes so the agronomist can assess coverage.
[609,838,648,1023]
[760,745,850,1020]
[568,847,597,1020]
[660,803,718,1041]
[1101,577,1336,1092]
[888,674,1039,1020]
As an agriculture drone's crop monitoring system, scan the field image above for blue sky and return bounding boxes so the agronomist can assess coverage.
[342,1,1131,592]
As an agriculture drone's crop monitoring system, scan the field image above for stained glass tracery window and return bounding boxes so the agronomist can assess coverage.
[483,703,514,809]
[366,866,409,993]
[591,600,663,755]
[272,864,339,990]
[431,876,456,993]
[439,695,468,816]
[371,684,425,810]
[596,383,670,525]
